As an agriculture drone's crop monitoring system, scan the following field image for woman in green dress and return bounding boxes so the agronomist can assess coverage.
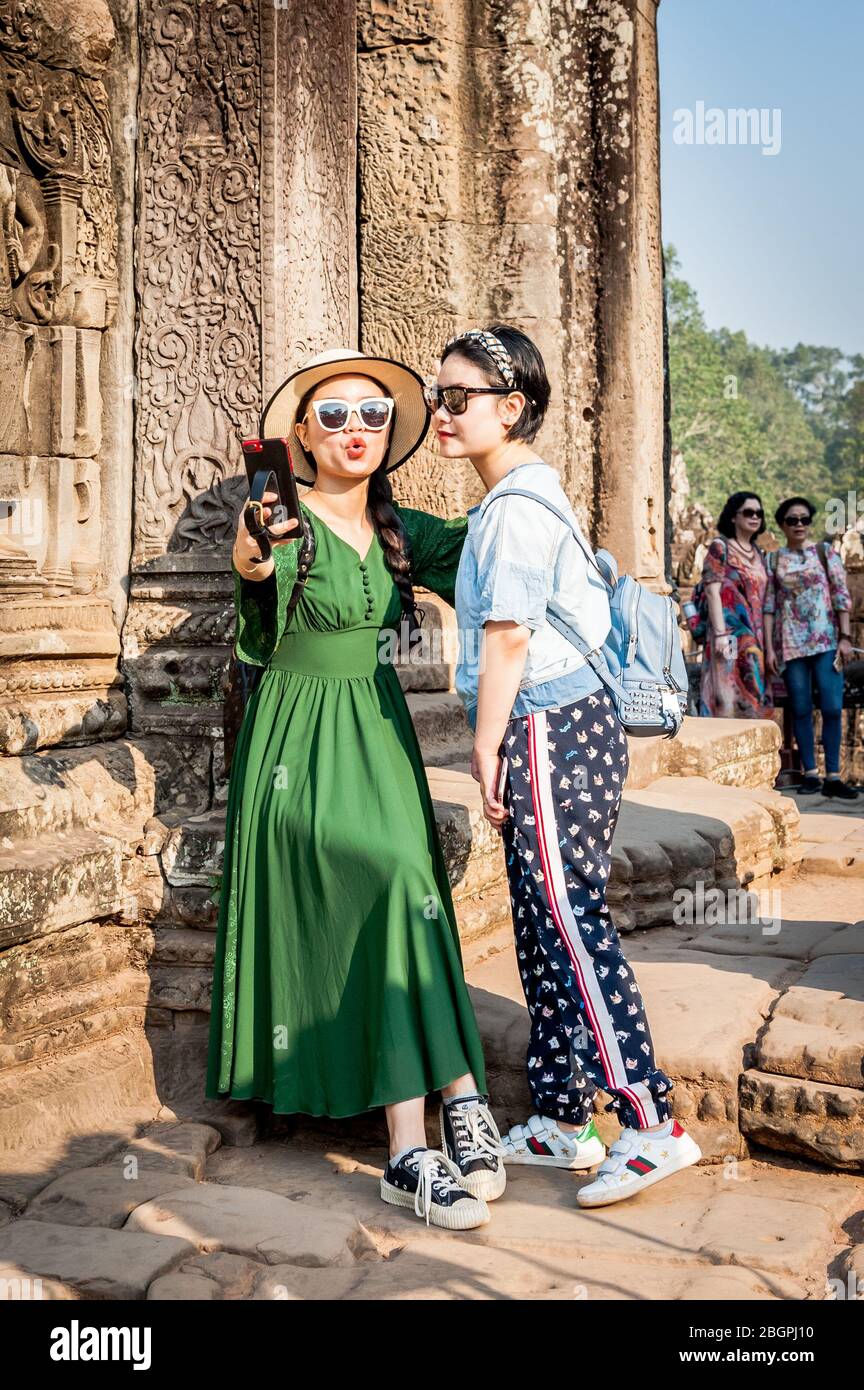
[206,347,505,1229]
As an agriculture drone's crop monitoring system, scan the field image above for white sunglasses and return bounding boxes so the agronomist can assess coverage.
[304,396,394,432]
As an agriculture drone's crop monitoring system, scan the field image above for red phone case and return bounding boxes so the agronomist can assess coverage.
[241,436,302,535]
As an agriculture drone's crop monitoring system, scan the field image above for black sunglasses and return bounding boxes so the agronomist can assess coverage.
[737,507,764,519]
[423,384,534,415]
[784,514,812,526]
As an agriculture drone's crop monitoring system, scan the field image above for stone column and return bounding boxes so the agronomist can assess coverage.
[356,0,665,586]
[590,0,665,587]
[0,0,126,754]
[357,0,566,518]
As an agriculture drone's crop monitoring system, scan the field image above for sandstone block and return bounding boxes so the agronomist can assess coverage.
[126,1184,381,1267]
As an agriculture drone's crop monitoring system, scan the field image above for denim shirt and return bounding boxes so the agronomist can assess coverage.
[453,460,612,732]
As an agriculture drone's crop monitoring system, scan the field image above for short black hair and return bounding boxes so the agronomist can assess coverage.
[716,491,767,538]
[441,324,551,444]
[775,495,815,527]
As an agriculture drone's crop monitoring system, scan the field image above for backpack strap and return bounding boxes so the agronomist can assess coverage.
[285,509,317,620]
[480,487,630,704]
[815,541,840,637]
[481,487,615,591]
[815,539,832,584]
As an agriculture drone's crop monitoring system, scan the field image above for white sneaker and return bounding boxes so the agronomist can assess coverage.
[500,1113,606,1170]
[576,1119,701,1208]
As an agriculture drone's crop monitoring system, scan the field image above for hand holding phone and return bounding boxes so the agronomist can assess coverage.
[241,437,303,562]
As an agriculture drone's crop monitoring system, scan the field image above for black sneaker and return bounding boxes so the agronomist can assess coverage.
[822,778,860,800]
[440,1093,507,1201]
[798,775,822,794]
[380,1147,490,1229]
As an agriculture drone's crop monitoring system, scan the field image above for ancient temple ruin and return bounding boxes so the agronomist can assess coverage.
[1,0,860,1210]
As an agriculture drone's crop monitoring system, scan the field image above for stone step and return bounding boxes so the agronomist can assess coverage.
[405,695,781,790]
[660,715,781,789]
[740,1071,864,1170]
[0,718,806,1197]
[0,720,788,953]
[437,765,801,932]
[0,735,210,844]
[797,812,864,845]
[797,841,864,877]
[0,830,126,949]
[404,691,473,766]
[794,802,864,880]
[125,768,804,1019]
[752,953,864,1092]
[0,1032,163,1204]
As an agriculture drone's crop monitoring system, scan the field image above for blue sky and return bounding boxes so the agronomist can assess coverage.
[658,0,863,358]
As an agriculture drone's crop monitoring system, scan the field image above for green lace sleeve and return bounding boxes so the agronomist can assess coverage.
[396,505,469,608]
[232,539,301,665]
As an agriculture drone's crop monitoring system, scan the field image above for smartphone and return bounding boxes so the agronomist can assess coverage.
[241,436,302,538]
[495,755,508,803]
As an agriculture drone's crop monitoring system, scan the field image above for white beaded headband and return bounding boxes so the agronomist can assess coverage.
[445,328,516,388]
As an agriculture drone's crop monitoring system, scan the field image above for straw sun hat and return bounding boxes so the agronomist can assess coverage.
[259,347,431,487]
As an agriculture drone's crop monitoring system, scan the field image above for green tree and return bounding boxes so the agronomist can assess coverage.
[665,247,763,516]
[664,247,857,521]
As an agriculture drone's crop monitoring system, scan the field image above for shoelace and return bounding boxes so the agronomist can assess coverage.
[450,1104,507,1164]
[407,1150,469,1225]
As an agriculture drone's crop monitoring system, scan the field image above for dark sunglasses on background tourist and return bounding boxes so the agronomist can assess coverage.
[423,383,534,414]
[304,397,394,431]
[784,514,812,526]
[737,507,764,519]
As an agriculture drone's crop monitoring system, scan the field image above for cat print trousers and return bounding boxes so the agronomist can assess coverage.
[498,690,674,1131]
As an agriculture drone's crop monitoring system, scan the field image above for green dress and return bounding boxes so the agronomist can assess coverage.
[205,498,487,1117]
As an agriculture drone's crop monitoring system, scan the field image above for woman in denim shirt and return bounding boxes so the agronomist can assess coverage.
[424,326,701,1207]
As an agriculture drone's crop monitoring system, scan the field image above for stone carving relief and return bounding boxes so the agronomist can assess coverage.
[132,0,261,564]
[0,0,123,753]
[126,1,357,741]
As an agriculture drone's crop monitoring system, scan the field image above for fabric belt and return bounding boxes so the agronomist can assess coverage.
[268,627,387,678]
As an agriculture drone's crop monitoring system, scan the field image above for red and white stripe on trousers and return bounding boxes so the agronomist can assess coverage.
[526,708,661,1129]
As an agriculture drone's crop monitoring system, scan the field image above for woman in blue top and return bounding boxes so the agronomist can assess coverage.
[424,325,701,1208]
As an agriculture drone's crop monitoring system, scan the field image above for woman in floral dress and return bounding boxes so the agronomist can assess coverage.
[764,495,857,798]
[699,491,773,719]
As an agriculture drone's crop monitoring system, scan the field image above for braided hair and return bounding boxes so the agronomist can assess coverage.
[295,378,423,655]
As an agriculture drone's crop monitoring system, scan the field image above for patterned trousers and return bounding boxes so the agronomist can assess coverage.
[499,690,674,1131]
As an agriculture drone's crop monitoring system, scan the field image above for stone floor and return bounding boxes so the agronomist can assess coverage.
[1,860,861,1301]
[0,1114,861,1301]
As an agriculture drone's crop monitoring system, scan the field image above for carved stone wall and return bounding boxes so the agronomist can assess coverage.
[0,0,125,755]
[1,0,665,759]
[122,0,357,750]
[357,0,665,588]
